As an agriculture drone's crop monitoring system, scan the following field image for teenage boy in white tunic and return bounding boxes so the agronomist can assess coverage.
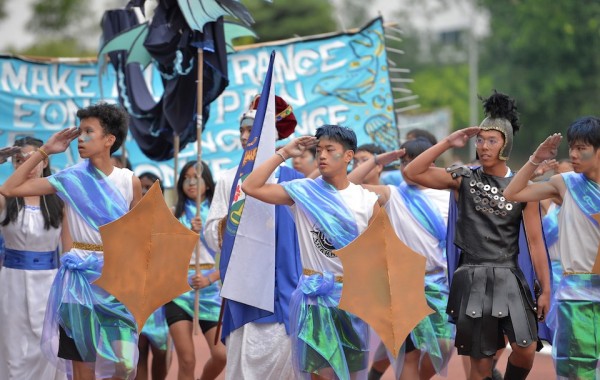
[243,125,379,380]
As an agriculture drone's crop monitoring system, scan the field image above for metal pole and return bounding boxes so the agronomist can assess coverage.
[192,48,204,336]
[468,21,479,161]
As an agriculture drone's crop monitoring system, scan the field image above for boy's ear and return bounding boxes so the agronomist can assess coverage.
[105,134,116,149]
[344,150,354,164]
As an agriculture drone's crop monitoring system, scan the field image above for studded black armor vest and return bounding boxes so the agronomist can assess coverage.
[454,167,525,261]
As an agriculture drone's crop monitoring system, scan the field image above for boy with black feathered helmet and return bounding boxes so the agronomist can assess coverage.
[404,91,551,380]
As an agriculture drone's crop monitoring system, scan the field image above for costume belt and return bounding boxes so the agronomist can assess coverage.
[460,254,518,268]
[426,267,445,276]
[188,264,215,270]
[3,248,58,270]
[563,271,594,276]
[72,242,104,252]
[303,268,343,283]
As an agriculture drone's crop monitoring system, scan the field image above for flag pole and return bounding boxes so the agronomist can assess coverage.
[193,48,204,336]
[173,135,180,187]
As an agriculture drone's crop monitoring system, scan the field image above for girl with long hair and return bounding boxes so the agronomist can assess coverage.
[166,160,226,380]
[0,136,68,380]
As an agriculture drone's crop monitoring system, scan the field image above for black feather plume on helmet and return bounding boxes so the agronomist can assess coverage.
[480,90,521,134]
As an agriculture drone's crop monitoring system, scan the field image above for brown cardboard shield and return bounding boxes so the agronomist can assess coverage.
[95,182,197,330]
[335,208,434,358]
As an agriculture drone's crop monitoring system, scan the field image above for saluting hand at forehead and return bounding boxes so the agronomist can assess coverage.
[280,136,318,158]
[0,146,22,164]
[532,133,562,163]
[43,127,81,155]
[446,126,482,148]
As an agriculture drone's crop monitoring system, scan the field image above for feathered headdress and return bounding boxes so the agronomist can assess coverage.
[479,90,520,160]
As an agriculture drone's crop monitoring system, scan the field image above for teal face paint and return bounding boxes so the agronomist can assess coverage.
[81,134,92,143]
[580,150,594,161]
[333,152,343,161]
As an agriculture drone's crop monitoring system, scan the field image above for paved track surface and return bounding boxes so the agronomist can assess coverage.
[156,334,556,379]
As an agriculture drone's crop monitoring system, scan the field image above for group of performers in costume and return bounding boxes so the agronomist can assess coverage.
[0,91,599,380]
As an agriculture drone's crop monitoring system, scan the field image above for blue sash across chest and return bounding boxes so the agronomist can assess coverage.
[562,171,600,224]
[282,177,358,249]
[396,183,446,249]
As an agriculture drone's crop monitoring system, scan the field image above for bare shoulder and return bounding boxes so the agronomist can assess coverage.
[548,173,567,198]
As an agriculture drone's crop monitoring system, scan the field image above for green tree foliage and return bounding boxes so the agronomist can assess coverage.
[478,0,600,158]
[14,39,96,58]
[385,24,492,137]
[410,63,492,130]
[17,0,333,57]
[27,0,88,36]
[0,0,6,20]
[335,0,371,30]
[12,0,97,57]
[241,0,338,42]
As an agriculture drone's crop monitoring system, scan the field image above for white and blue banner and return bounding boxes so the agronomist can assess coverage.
[0,18,397,185]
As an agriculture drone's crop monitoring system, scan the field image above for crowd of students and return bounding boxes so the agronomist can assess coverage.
[0,91,599,380]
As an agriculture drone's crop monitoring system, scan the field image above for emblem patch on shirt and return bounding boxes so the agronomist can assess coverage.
[310,225,336,258]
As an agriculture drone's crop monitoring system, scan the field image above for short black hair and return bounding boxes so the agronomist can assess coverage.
[315,125,357,152]
[76,103,129,154]
[567,116,600,150]
[400,137,433,160]
[406,128,437,145]
[356,143,385,156]
[139,171,163,193]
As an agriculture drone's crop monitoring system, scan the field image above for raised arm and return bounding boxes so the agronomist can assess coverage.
[522,201,551,321]
[0,147,21,210]
[348,149,404,184]
[403,127,480,190]
[0,128,80,197]
[362,184,390,206]
[242,136,317,205]
[347,150,400,206]
[504,133,565,202]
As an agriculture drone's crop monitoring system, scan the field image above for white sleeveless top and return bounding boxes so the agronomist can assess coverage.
[68,167,133,259]
[385,186,449,273]
[546,202,561,262]
[558,189,600,272]
[292,181,377,276]
[0,204,61,252]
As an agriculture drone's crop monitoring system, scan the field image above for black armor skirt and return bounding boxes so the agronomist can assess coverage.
[446,255,540,358]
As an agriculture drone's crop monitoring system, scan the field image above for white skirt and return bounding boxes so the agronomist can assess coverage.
[225,322,296,380]
[0,267,66,380]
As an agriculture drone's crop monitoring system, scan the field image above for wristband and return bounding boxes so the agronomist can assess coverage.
[276,151,287,163]
[208,275,213,285]
[373,154,379,165]
[38,148,49,160]
[528,155,543,166]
